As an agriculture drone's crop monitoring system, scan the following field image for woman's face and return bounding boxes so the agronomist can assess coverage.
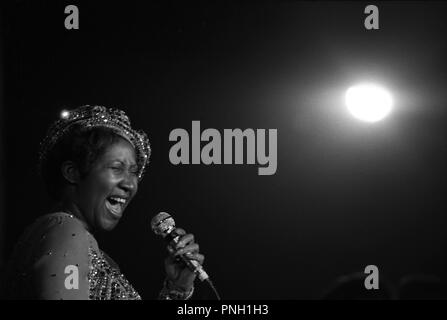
[75,137,139,231]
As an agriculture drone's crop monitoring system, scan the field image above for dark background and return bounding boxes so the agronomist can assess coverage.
[1,1,446,299]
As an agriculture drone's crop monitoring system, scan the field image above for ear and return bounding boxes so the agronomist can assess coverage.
[61,160,81,184]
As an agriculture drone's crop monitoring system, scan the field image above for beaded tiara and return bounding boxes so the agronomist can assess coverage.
[38,105,151,180]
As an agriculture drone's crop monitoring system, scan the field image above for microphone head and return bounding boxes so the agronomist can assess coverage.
[151,212,176,237]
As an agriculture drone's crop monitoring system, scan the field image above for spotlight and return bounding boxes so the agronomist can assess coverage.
[345,83,393,123]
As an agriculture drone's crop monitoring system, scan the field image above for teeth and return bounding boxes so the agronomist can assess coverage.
[109,197,126,204]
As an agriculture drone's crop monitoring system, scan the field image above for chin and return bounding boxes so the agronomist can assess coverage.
[98,218,120,232]
[103,222,119,231]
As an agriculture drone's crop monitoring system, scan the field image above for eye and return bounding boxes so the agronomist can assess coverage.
[110,166,123,173]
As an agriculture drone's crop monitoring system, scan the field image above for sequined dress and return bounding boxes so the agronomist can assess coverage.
[1,212,141,300]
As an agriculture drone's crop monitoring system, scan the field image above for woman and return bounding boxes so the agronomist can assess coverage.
[1,105,204,300]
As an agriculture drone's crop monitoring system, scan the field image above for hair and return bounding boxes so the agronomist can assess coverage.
[41,125,125,200]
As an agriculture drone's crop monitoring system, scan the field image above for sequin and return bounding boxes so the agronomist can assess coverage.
[87,247,141,300]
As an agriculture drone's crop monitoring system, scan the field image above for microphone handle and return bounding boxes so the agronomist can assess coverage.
[165,231,209,282]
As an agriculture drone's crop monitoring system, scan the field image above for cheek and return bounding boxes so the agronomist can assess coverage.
[133,178,139,193]
[81,173,116,204]
[96,173,117,198]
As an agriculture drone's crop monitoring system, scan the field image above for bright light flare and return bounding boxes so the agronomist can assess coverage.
[60,110,70,119]
[345,84,393,122]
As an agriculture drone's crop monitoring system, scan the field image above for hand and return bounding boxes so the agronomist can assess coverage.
[164,228,205,291]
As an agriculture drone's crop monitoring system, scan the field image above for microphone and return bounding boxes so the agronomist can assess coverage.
[151,212,210,282]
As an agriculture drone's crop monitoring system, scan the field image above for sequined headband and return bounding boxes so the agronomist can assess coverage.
[38,105,151,180]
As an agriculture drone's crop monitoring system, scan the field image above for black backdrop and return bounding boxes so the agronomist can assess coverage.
[1,1,447,299]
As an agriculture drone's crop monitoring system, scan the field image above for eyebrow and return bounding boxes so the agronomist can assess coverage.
[111,160,138,168]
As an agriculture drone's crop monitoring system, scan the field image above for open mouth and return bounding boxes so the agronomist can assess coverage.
[105,196,127,219]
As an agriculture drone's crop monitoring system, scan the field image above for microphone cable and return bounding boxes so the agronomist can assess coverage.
[205,278,221,300]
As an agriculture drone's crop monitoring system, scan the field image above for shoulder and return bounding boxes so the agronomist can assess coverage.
[31,212,96,299]
[38,212,89,233]
[31,212,97,255]
[41,212,93,241]
[3,212,97,299]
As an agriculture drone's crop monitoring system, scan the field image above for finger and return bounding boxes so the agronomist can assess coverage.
[169,228,187,248]
[184,252,205,265]
[174,233,195,249]
[174,243,199,256]
[164,256,177,271]
[165,254,186,270]
[173,228,186,236]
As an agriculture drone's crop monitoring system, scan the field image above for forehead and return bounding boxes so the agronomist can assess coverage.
[100,138,137,164]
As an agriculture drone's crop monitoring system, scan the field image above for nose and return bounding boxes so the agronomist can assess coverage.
[119,172,138,195]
